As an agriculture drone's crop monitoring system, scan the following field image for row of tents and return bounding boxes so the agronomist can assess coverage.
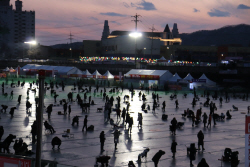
[169,73,216,86]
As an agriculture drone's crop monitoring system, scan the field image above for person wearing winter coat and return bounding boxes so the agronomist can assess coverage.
[171,139,177,158]
[114,129,120,149]
[99,131,106,152]
[189,144,197,166]
[197,130,205,150]
[152,150,165,167]
[202,112,208,128]
[171,117,178,135]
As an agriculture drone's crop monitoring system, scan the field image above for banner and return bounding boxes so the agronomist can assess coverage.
[125,74,160,80]
[245,115,250,167]
[192,79,206,83]
[0,156,31,167]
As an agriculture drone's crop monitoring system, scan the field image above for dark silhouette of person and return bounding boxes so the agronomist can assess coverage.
[171,139,177,158]
[162,101,166,112]
[114,129,120,149]
[197,158,209,167]
[54,94,58,103]
[63,102,67,115]
[100,131,106,151]
[207,114,212,128]
[68,105,71,116]
[197,130,205,150]
[171,117,177,135]
[0,126,4,141]
[51,136,61,149]
[9,107,16,117]
[44,121,56,133]
[9,91,13,99]
[152,150,165,167]
[31,120,37,143]
[189,144,197,166]
[128,117,133,133]
[202,112,208,128]
[17,95,22,104]
[72,115,79,126]
[47,104,53,119]
[82,115,88,131]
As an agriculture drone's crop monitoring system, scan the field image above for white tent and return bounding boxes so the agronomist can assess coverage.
[92,70,102,77]
[159,56,166,60]
[82,69,91,75]
[183,73,194,81]
[199,74,216,85]
[103,70,114,79]
[21,64,77,75]
[68,68,83,75]
[168,73,182,82]
[3,67,9,71]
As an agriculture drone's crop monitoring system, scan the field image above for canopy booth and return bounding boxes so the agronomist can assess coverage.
[92,70,102,79]
[124,69,173,89]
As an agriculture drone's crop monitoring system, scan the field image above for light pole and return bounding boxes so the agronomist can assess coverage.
[144,48,146,61]
[70,48,72,58]
[24,40,37,58]
[129,32,142,68]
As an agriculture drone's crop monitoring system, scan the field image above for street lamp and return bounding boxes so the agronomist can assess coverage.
[144,48,146,62]
[129,32,142,68]
[24,40,37,58]
[70,48,72,58]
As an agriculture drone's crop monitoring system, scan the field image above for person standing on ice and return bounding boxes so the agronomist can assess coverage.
[99,131,105,152]
[171,117,177,135]
[82,115,88,131]
[171,139,177,158]
[114,129,120,150]
[197,130,205,151]
[202,112,208,128]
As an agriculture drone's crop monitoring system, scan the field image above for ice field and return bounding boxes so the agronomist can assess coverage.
[0,81,247,167]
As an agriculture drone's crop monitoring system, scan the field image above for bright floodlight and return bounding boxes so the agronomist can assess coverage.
[129,32,142,38]
[24,41,37,45]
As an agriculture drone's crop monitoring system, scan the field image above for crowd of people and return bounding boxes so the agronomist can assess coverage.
[0,79,244,167]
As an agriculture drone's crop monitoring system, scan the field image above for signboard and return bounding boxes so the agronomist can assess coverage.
[60,75,69,78]
[125,74,160,80]
[245,115,250,167]
[192,79,206,83]
[0,156,31,167]
[69,74,81,77]
[168,85,182,90]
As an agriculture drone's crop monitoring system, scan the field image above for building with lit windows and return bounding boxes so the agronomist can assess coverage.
[0,0,35,57]
[101,20,182,62]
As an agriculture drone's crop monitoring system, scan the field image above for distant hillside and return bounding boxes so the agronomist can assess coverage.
[180,24,250,46]
[50,42,83,50]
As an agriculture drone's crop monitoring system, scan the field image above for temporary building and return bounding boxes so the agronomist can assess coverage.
[102,70,114,79]
[168,73,182,82]
[198,74,216,86]
[124,69,173,89]
[3,67,9,72]
[82,69,91,75]
[20,64,80,77]
[92,70,102,78]
[183,73,194,82]
[68,68,83,78]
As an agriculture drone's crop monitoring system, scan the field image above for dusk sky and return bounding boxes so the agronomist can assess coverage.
[10,0,250,46]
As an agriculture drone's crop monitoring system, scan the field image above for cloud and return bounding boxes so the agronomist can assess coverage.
[131,0,156,11]
[100,12,127,17]
[208,9,230,17]
[73,17,82,21]
[123,2,130,8]
[237,4,250,9]
[193,8,200,12]
[89,17,98,21]
[111,21,121,25]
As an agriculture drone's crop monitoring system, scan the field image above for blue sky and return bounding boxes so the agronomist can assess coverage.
[9,0,250,45]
